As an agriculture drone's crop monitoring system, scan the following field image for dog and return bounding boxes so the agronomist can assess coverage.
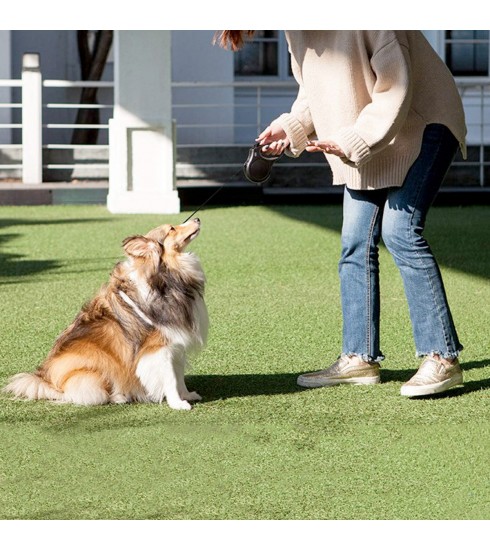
[3,218,208,410]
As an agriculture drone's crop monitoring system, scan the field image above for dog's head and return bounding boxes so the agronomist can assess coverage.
[145,218,201,253]
[122,218,201,274]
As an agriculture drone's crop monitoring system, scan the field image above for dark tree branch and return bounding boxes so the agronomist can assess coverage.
[71,30,113,145]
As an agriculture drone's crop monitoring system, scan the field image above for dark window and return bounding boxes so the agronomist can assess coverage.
[234,31,279,77]
[445,30,489,77]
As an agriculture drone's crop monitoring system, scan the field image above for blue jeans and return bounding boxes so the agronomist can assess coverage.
[339,124,463,362]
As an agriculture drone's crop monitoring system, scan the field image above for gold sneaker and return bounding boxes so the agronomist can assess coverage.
[400,356,463,397]
[297,355,381,388]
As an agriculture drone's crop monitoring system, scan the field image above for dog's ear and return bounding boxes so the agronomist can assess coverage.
[145,224,172,245]
[122,235,162,258]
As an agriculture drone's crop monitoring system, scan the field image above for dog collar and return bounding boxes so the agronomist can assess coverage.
[118,290,155,327]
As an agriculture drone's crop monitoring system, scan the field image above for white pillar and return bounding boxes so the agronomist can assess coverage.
[22,53,43,184]
[0,31,11,145]
[107,30,179,214]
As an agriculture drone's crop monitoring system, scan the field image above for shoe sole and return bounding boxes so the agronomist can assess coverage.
[297,375,380,389]
[400,373,463,397]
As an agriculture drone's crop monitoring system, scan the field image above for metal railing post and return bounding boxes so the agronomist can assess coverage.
[22,53,42,184]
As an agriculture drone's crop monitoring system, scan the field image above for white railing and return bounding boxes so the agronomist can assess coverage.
[0,56,489,186]
[0,53,113,183]
[458,78,490,187]
[172,80,490,187]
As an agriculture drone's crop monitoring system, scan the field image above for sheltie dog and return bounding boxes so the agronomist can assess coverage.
[3,218,207,410]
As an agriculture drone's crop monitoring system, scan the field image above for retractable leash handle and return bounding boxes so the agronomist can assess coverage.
[182,143,283,223]
[243,143,284,185]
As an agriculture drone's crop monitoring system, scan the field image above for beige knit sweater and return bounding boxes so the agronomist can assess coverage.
[276,31,467,190]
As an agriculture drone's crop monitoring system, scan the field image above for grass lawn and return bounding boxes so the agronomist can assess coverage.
[0,203,489,521]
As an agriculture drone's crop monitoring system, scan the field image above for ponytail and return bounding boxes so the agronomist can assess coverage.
[213,31,255,51]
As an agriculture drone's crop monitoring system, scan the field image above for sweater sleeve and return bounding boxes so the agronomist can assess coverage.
[331,36,413,167]
[273,50,316,157]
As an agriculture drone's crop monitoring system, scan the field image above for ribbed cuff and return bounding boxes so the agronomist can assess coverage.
[276,113,310,157]
[333,127,371,166]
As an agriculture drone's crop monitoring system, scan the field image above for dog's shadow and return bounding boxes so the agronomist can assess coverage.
[186,373,302,402]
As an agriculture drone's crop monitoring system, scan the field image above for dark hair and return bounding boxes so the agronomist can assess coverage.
[213,31,255,51]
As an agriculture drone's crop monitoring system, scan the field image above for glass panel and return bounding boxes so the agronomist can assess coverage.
[234,31,279,77]
[445,30,489,77]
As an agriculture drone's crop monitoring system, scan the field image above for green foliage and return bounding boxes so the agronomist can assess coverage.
[0,204,489,519]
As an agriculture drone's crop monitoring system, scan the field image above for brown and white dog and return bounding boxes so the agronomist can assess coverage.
[3,218,208,410]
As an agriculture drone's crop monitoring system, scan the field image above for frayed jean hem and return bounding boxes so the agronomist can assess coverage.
[415,347,463,360]
[341,352,385,363]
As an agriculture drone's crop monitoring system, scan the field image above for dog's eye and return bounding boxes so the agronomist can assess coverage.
[169,226,175,232]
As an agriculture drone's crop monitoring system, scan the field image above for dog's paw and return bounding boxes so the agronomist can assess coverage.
[167,399,192,411]
[184,391,202,402]
[110,393,130,404]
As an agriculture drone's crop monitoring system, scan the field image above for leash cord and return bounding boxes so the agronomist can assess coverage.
[182,167,243,223]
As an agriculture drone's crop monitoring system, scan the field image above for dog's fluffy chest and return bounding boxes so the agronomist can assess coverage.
[128,252,208,351]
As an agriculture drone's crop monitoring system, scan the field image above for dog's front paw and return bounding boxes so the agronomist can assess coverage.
[183,391,202,402]
[167,399,192,411]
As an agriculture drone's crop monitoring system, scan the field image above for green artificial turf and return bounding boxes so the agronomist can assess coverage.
[0,204,489,520]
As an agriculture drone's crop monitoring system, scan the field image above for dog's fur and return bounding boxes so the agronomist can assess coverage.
[3,218,208,410]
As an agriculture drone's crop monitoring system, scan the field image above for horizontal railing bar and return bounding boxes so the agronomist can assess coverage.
[173,103,290,109]
[172,81,298,88]
[176,123,260,128]
[43,164,108,169]
[445,39,490,44]
[0,165,21,169]
[43,80,114,88]
[44,144,109,149]
[44,124,109,129]
[0,79,22,87]
[44,103,113,109]
[0,124,22,128]
[0,104,22,108]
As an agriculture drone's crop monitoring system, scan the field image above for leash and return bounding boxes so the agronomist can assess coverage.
[181,143,283,223]
[182,166,243,223]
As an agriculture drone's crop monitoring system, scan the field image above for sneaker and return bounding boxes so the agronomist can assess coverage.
[400,356,463,397]
[297,355,381,388]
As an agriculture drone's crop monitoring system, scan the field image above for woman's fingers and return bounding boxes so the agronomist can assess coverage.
[257,122,287,146]
[257,126,272,143]
[306,140,345,157]
[262,138,289,156]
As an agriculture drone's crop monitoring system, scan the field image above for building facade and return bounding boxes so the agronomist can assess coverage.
[0,30,488,190]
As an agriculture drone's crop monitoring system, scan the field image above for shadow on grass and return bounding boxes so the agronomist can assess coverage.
[266,204,490,280]
[0,217,111,230]
[187,372,304,401]
[0,218,113,283]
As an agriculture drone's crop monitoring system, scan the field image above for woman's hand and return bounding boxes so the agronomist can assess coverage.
[305,139,345,157]
[257,122,290,156]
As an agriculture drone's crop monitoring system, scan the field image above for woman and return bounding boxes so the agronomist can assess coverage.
[217,31,466,397]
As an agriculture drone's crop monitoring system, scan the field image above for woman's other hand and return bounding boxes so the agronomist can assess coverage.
[306,139,345,157]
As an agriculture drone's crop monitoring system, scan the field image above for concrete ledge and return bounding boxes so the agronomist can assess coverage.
[0,182,109,205]
[1,182,489,207]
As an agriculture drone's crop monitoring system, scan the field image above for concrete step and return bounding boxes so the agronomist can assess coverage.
[0,146,110,181]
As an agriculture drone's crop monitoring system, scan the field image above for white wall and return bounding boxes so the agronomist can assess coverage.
[171,30,235,145]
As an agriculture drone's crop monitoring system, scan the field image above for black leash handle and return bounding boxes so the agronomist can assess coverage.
[181,142,283,223]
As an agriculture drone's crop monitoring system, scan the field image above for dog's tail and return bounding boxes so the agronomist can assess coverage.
[3,372,62,401]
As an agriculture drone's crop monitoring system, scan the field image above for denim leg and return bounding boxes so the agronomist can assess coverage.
[339,186,386,361]
[381,124,463,359]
